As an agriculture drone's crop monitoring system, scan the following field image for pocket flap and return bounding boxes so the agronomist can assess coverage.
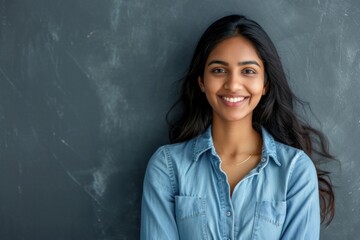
[175,196,206,220]
[255,201,286,226]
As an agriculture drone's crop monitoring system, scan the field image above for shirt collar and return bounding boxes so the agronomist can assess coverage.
[260,127,281,166]
[193,126,213,161]
[193,125,281,167]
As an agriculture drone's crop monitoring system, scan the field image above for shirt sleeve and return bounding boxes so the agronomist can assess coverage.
[141,147,179,240]
[280,152,320,240]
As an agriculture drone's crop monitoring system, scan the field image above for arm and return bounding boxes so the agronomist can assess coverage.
[280,152,320,240]
[141,147,179,240]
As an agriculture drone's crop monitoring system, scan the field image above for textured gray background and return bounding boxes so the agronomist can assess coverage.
[0,0,359,239]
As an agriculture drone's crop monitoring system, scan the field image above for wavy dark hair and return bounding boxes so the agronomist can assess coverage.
[167,15,335,224]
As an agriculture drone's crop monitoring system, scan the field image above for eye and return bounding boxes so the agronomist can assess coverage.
[211,68,227,74]
[242,68,256,75]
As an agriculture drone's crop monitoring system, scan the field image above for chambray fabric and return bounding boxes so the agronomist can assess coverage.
[141,126,320,240]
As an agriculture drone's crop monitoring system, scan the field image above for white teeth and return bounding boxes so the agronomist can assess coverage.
[223,96,245,103]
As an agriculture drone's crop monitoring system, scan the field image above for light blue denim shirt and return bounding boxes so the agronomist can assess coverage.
[141,126,320,240]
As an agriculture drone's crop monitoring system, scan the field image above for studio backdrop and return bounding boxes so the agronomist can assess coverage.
[0,0,359,239]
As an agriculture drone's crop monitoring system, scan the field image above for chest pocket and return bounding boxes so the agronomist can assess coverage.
[251,201,286,239]
[175,196,208,240]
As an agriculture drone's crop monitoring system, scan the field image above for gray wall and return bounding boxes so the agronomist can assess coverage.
[0,0,359,239]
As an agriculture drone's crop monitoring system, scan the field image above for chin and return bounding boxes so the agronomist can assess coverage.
[220,114,252,123]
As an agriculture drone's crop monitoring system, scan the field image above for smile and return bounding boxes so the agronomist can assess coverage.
[222,96,248,103]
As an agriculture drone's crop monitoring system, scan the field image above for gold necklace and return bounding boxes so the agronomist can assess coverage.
[221,137,261,166]
[233,154,254,165]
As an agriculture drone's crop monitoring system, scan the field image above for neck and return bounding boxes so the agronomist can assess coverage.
[212,117,261,157]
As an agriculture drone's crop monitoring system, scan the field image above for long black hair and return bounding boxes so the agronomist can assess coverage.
[167,15,335,224]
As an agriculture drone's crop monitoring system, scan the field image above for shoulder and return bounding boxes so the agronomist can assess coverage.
[261,127,316,175]
[152,138,196,160]
[146,138,196,171]
[273,141,318,189]
[275,141,315,172]
[144,139,197,194]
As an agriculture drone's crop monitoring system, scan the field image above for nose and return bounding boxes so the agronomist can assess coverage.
[223,72,244,92]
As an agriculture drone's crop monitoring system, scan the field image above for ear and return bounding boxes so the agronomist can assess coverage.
[262,73,269,95]
[262,82,268,95]
[198,77,205,92]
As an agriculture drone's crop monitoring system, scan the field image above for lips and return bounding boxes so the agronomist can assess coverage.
[221,96,249,104]
[222,96,245,103]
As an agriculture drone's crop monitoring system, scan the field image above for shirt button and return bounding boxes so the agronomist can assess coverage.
[226,211,232,217]
[261,158,266,162]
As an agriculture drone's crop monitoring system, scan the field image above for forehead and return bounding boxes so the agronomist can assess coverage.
[207,36,263,65]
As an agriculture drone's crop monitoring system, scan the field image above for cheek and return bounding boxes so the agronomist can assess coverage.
[249,79,265,93]
[204,79,222,93]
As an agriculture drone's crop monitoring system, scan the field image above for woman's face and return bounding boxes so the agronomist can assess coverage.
[198,36,266,124]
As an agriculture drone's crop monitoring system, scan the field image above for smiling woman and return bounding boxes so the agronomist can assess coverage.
[141,15,335,240]
[200,36,266,125]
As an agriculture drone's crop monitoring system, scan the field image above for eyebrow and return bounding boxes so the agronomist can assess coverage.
[207,60,261,67]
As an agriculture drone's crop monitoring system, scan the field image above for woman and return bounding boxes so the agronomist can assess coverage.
[141,15,335,239]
